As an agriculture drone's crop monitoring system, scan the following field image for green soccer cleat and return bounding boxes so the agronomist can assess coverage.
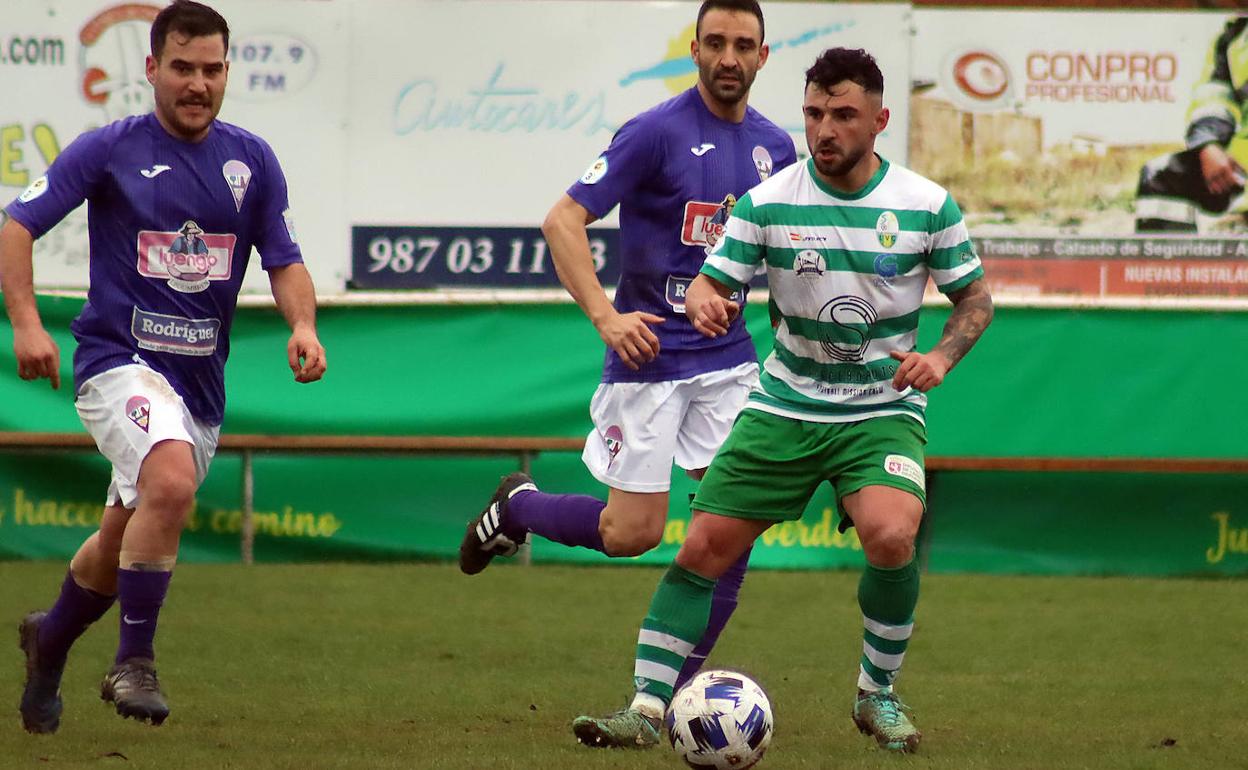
[101,658,169,726]
[852,690,921,753]
[572,707,661,749]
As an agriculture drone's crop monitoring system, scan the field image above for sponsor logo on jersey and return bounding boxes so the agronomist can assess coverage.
[874,253,899,287]
[789,232,827,244]
[125,395,150,432]
[131,308,221,356]
[817,295,877,362]
[137,221,236,293]
[795,249,826,277]
[876,211,899,249]
[690,143,715,157]
[223,160,252,212]
[665,275,744,313]
[604,424,624,468]
[18,175,49,203]
[680,194,735,252]
[140,164,172,178]
[752,145,774,182]
[884,453,925,490]
[580,156,608,185]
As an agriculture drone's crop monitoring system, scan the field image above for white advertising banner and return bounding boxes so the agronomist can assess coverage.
[912,9,1248,304]
[0,0,348,292]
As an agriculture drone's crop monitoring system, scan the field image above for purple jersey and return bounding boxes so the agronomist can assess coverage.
[568,88,797,383]
[4,114,301,425]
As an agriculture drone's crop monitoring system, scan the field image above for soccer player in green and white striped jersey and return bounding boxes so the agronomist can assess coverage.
[572,47,993,754]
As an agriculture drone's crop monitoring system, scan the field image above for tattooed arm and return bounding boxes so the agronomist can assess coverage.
[890,278,994,393]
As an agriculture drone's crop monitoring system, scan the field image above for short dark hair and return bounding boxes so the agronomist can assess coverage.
[696,0,765,45]
[805,48,884,96]
[151,0,230,60]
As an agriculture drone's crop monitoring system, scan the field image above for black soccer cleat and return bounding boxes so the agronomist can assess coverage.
[458,472,537,575]
[101,658,169,726]
[18,611,64,734]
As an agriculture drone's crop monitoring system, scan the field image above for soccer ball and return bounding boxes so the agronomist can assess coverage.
[665,669,773,769]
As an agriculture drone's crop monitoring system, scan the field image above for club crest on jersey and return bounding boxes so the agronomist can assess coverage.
[223,160,252,212]
[752,145,774,182]
[817,295,878,363]
[681,194,735,253]
[125,395,151,433]
[795,249,826,278]
[876,211,899,249]
[137,221,237,293]
[604,425,624,467]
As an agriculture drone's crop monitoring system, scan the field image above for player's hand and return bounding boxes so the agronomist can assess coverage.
[687,294,740,338]
[287,327,326,383]
[1198,144,1246,196]
[13,324,60,389]
[595,310,663,371]
[890,349,950,393]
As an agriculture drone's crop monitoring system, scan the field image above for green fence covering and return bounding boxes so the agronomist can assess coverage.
[1,295,1245,575]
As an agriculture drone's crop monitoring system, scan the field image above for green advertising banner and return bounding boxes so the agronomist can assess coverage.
[1,297,1246,575]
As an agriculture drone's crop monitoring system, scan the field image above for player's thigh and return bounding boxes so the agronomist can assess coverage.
[76,364,220,508]
[675,362,758,473]
[582,380,684,493]
[834,414,927,536]
[693,409,825,523]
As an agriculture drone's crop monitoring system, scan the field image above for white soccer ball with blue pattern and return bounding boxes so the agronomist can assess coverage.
[665,669,773,769]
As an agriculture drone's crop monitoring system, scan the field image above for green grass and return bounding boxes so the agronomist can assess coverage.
[1,562,1246,769]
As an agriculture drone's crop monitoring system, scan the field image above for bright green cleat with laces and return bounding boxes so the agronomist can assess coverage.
[852,690,921,753]
[572,707,661,749]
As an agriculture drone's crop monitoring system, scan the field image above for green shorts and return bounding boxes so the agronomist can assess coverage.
[692,409,927,524]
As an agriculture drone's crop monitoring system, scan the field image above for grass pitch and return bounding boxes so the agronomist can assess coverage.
[1,561,1245,769]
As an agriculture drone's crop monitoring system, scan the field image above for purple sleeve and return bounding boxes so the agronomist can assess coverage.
[3,129,108,238]
[254,140,303,270]
[565,114,661,219]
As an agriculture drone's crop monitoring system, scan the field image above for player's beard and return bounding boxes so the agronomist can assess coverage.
[699,62,755,107]
[811,141,868,181]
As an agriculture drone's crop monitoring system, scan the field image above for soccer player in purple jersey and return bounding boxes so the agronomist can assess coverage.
[458,0,796,717]
[1,1,326,733]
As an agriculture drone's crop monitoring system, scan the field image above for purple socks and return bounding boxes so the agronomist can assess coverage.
[115,568,172,664]
[37,571,116,668]
[674,546,753,691]
[507,490,606,552]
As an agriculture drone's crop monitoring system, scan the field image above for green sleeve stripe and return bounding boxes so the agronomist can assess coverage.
[931,193,964,233]
[929,241,976,269]
[699,262,745,291]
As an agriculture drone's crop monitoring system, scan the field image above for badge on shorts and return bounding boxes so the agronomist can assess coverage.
[125,395,151,433]
[605,424,623,467]
[884,454,924,490]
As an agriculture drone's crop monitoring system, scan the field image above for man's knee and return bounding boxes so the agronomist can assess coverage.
[861,524,917,567]
[137,469,197,528]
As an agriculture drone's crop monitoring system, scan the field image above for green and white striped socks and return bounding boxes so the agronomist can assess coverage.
[857,558,920,692]
[630,564,714,716]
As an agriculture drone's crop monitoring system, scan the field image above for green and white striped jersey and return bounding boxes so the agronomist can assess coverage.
[701,156,983,424]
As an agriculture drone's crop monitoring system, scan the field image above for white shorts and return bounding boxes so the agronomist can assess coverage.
[582,362,758,493]
[75,364,219,509]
